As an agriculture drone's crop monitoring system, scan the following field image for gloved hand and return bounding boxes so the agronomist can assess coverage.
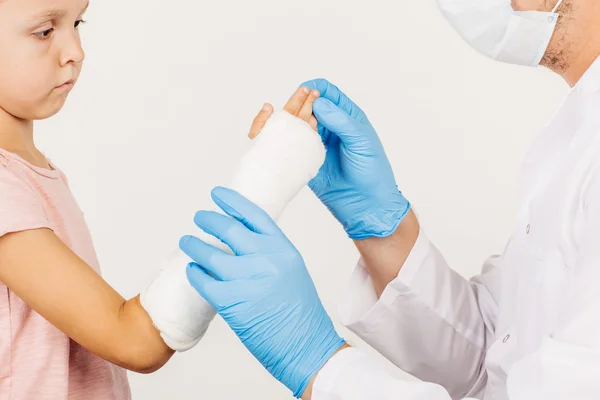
[180,186,346,398]
[300,79,410,240]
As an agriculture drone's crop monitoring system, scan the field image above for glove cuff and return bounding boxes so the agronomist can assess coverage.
[345,190,411,240]
[291,336,347,398]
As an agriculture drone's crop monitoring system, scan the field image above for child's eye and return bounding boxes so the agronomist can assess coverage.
[34,28,54,40]
[74,19,86,29]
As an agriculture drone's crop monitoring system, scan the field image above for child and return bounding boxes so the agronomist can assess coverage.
[0,0,320,398]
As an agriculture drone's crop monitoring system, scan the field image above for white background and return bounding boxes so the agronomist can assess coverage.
[36,0,569,398]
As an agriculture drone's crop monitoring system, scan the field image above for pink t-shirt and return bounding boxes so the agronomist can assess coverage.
[0,149,131,400]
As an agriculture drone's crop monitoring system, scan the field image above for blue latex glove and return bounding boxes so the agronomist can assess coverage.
[300,79,410,240]
[180,186,346,398]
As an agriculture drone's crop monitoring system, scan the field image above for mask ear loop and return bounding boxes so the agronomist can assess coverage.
[552,0,564,13]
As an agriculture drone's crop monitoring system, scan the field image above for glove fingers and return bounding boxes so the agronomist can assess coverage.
[211,187,282,236]
[186,262,224,306]
[186,265,255,312]
[300,79,368,123]
[179,235,240,280]
[313,98,367,148]
[193,210,256,255]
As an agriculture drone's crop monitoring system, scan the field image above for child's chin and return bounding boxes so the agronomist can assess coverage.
[30,98,69,120]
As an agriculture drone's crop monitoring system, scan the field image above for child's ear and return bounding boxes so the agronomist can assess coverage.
[249,103,273,139]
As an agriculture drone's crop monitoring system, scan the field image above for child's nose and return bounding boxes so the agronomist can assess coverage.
[59,33,86,67]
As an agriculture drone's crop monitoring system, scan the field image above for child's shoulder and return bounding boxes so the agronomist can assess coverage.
[0,149,54,206]
[0,148,65,184]
[0,149,28,183]
[0,149,53,236]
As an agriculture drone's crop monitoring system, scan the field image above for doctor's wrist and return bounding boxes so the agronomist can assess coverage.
[301,343,352,400]
[353,209,420,297]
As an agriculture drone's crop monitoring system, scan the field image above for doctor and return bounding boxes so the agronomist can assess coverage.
[180,0,600,399]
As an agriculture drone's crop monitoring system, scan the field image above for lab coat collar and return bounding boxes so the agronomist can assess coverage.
[574,56,600,94]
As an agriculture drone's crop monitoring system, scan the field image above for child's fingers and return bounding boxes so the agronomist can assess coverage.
[249,103,273,139]
[309,115,318,132]
[298,90,320,122]
[283,86,310,116]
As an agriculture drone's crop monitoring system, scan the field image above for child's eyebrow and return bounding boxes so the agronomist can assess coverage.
[31,8,68,21]
[30,1,90,22]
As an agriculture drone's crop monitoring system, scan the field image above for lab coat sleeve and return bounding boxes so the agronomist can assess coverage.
[312,214,600,400]
[503,171,600,400]
[338,230,503,399]
[312,347,479,400]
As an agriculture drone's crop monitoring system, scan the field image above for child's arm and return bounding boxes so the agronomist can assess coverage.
[0,85,322,374]
[0,227,174,374]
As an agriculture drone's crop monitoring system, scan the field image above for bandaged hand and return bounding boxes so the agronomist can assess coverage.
[141,87,327,352]
[251,80,411,240]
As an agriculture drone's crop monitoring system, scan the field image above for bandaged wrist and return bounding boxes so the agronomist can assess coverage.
[141,111,326,351]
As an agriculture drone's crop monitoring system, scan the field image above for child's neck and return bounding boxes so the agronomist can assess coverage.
[0,108,50,169]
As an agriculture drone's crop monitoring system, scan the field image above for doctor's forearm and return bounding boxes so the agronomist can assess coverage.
[353,210,420,297]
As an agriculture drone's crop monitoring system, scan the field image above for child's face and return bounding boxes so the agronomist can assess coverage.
[0,0,88,121]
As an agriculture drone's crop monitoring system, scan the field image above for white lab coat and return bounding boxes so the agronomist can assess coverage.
[312,57,600,400]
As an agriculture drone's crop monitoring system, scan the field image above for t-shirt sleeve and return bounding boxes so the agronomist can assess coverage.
[0,162,51,238]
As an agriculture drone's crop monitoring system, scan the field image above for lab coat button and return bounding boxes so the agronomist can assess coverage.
[526,224,531,234]
[503,334,511,343]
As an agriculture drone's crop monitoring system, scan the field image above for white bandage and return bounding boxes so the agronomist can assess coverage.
[141,111,326,351]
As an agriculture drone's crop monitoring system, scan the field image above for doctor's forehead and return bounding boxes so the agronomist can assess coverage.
[0,0,89,19]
